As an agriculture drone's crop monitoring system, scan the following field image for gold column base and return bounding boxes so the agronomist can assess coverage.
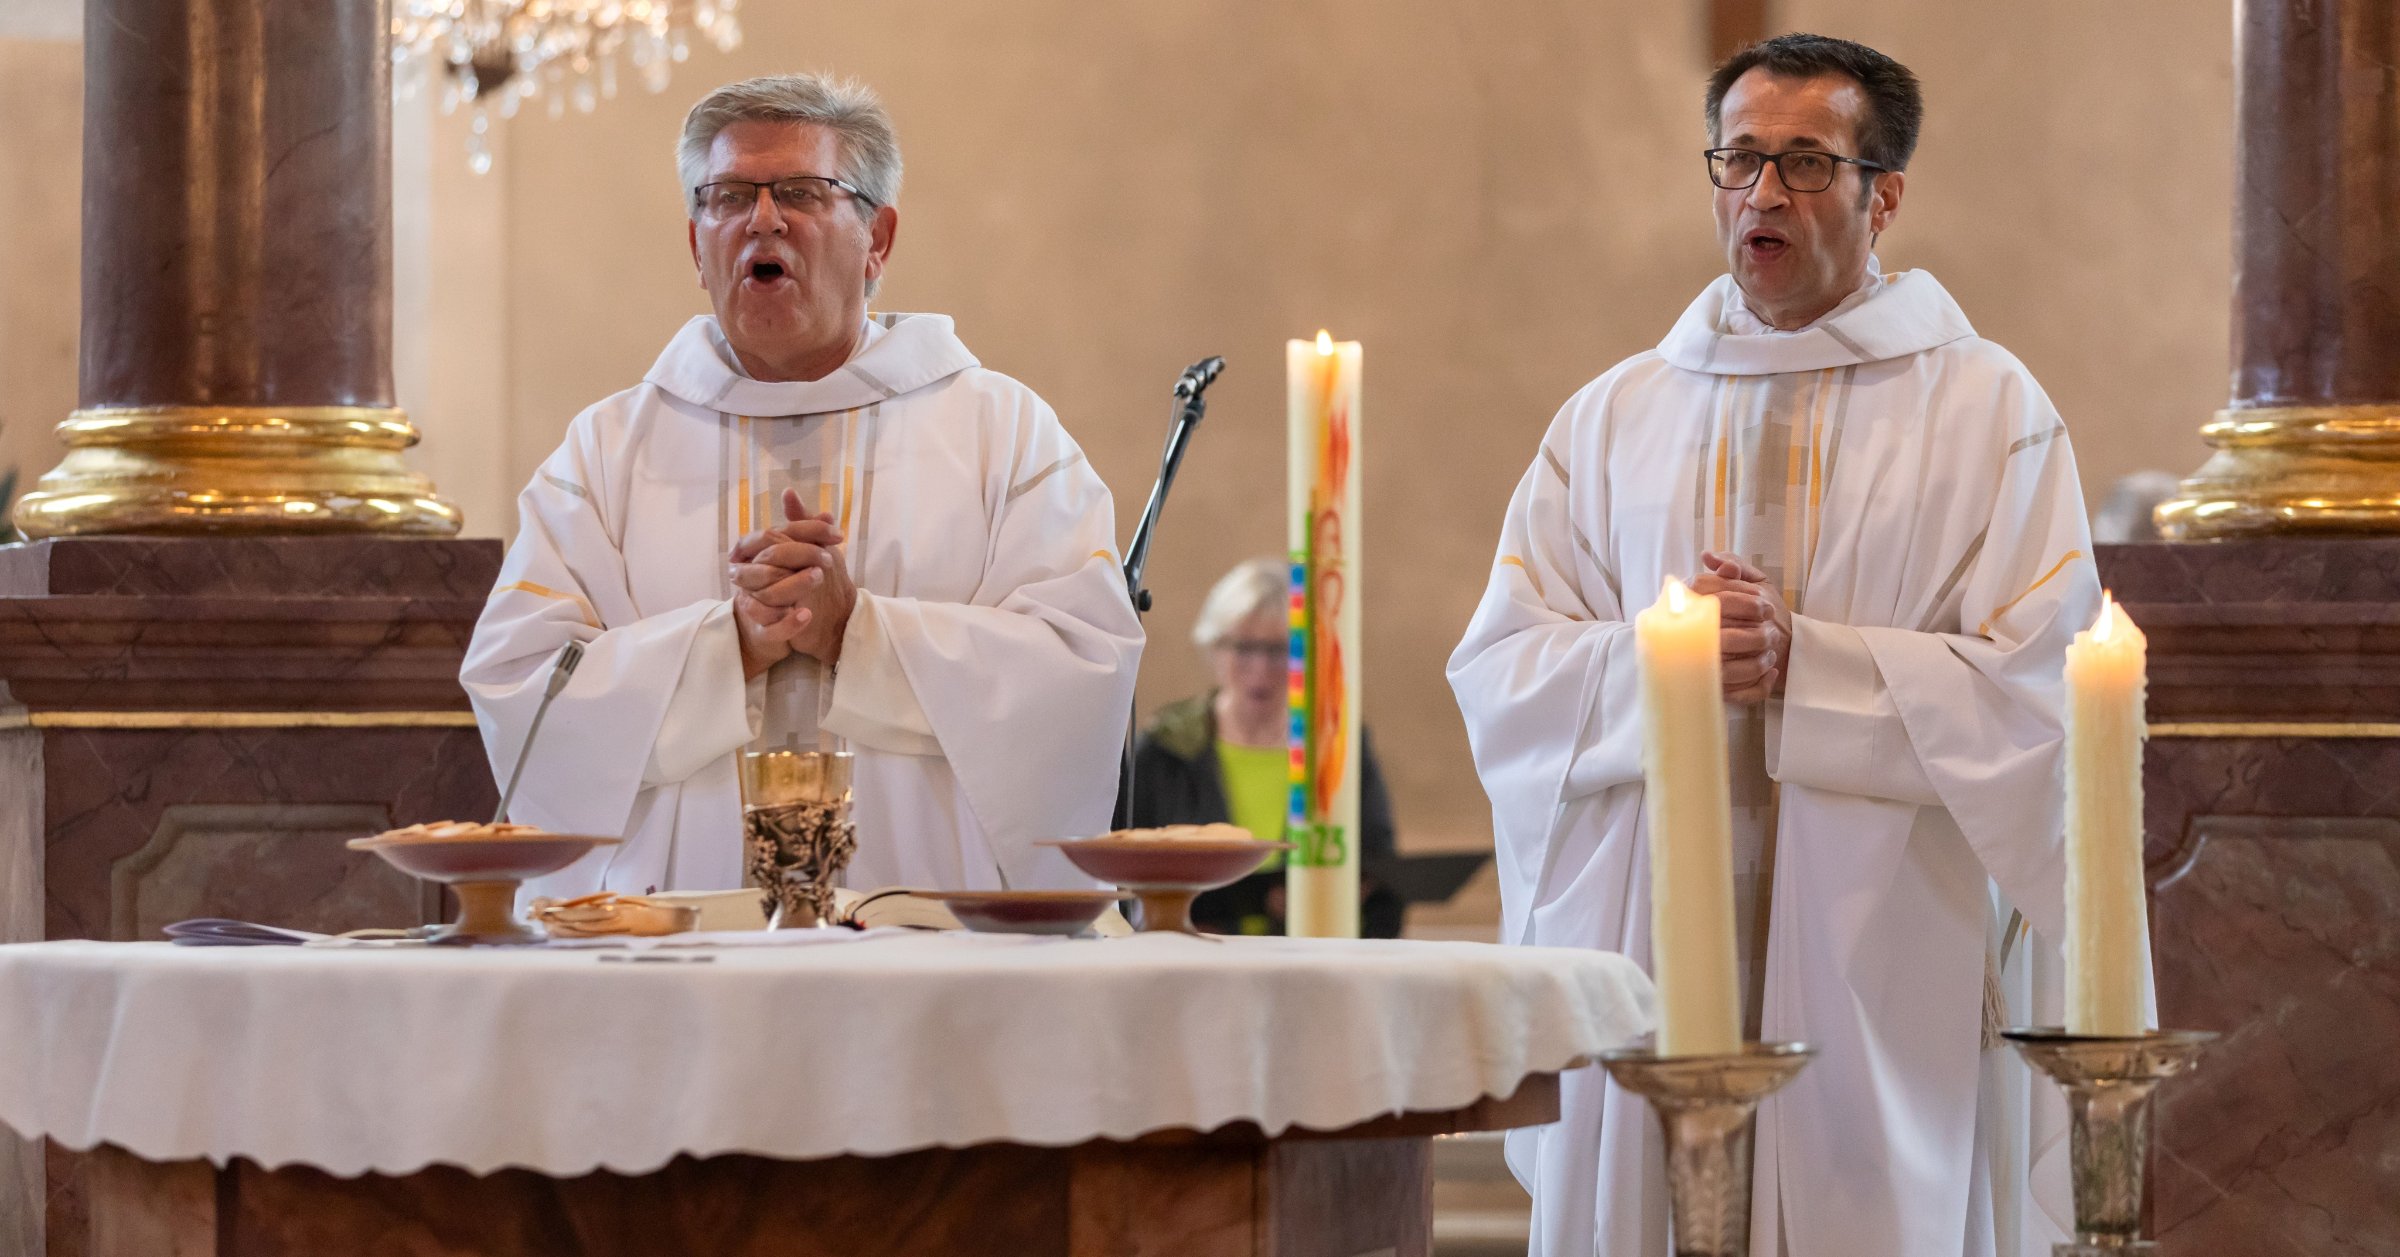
[2155,404,2400,539]
[11,405,462,538]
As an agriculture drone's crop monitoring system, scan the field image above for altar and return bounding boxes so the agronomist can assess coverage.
[0,932,1653,1256]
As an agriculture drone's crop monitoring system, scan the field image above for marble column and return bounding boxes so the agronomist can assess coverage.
[0,9,497,1250]
[2134,10,2400,1244]
[2156,0,2400,537]
[11,0,457,537]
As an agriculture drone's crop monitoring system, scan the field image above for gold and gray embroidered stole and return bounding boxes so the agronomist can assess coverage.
[1695,363,1857,1038]
[714,405,884,754]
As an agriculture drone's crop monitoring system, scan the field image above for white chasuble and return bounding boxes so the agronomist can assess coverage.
[1450,269,2095,1257]
[462,313,1143,898]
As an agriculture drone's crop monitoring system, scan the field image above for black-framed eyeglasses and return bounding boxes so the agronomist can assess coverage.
[1704,147,1889,193]
[1214,638,1286,664]
[691,175,879,222]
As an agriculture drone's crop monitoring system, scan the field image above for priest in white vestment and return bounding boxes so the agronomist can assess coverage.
[1449,35,2102,1257]
[462,73,1142,897]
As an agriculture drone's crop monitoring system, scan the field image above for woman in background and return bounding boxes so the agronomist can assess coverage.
[1131,557,1403,937]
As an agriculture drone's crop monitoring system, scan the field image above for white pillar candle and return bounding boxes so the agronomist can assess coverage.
[1635,576,1742,1058]
[2064,593,2151,1037]
[1285,330,1363,939]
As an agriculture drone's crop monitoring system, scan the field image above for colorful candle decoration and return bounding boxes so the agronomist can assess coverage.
[2064,593,2151,1037]
[1635,576,1742,1058]
[1286,330,1363,938]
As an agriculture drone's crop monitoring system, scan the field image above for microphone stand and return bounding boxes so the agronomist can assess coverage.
[493,640,585,824]
[1113,356,1224,829]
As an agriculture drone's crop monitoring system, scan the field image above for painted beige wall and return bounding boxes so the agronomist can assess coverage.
[0,36,78,513]
[0,6,2236,907]
[1784,0,2236,489]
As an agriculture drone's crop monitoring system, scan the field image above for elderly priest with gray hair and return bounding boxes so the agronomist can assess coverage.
[462,73,1142,898]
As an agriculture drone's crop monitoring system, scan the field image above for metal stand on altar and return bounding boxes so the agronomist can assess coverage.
[1109,355,1226,831]
[1599,1042,1812,1257]
[2002,1029,2216,1255]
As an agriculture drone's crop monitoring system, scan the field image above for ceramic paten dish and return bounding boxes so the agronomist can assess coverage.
[914,890,1122,936]
[348,822,620,946]
[1040,827,1291,934]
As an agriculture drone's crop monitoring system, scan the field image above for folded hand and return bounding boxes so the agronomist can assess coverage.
[729,488,856,677]
[1692,551,1791,704]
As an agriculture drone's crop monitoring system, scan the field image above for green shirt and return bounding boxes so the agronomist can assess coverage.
[1214,738,1288,875]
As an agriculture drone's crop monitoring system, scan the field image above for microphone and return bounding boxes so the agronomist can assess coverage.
[1172,355,1226,402]
[491,640,586,825]
[1114,356,1224,828]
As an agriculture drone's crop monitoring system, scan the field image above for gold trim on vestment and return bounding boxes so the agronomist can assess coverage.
[1498,554,1545,601]
[1976,549,2086,637]
[496,580,601,629]
[0,710,479,731]
[2146,721,2400,739]
[736,414,755,533]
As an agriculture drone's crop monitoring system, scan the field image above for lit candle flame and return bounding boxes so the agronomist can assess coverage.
[1661,575,1693,613]
[2090,591,2119,643]
[1316,330,1334,356]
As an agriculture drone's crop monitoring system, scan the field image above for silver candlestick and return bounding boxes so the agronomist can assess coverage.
[1600,1041,1813,1257]
[2002,1028,2216,1256]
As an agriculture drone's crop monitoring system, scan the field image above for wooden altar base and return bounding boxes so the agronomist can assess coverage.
[85,1075,1557,1257]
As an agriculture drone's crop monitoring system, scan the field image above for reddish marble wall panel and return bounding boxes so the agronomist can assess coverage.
[2108,539,2400,1255]
[0,538,501,713]
[2143,739,2400,1257]
[2103,538,2400,722]
[36,727,492,941]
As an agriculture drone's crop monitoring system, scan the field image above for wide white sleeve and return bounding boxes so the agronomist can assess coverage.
[819,590,939,755]
[1770,617,1940,806]
[1772,378,2098,942]
[1446,403,1640,945]
[460,416,760,841]
[821,398,1143,888]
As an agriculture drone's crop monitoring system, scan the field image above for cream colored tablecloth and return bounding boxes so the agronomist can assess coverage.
[0,932,1652,1177]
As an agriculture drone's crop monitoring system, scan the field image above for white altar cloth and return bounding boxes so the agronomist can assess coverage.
[0,933,1652,1177]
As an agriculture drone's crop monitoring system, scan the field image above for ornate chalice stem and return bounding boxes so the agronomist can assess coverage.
[2003,1029,2216,1256]
[739,750,857,928]
[1601,1042,1812,1257]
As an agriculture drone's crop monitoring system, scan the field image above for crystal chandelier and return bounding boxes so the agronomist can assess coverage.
[393,0,745,173]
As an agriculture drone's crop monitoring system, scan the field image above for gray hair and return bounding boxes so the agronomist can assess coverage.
[1192,557,1289,651]
[676,73,904,220]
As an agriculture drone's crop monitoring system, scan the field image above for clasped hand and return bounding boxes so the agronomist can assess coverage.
[1691,551,1790,704]
[729,487,857,678]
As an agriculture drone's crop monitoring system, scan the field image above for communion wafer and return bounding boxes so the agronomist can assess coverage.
[371,820,552,842]
[1102,823,1257,844]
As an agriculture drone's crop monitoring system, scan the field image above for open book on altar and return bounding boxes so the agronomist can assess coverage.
[640,886,1133,935]
[832,887,966,931]
[631,886,960,931]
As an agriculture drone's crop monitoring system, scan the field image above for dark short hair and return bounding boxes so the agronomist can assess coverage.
[1706,33,1923,174]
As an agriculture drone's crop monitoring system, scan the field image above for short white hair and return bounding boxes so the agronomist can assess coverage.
[676,73,904,219]
[1192,557,1288,651]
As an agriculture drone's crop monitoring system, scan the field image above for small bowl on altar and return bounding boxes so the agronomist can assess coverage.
[348,821,620,946]
[1039,826,1290,934]
[914,890,1122,936]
